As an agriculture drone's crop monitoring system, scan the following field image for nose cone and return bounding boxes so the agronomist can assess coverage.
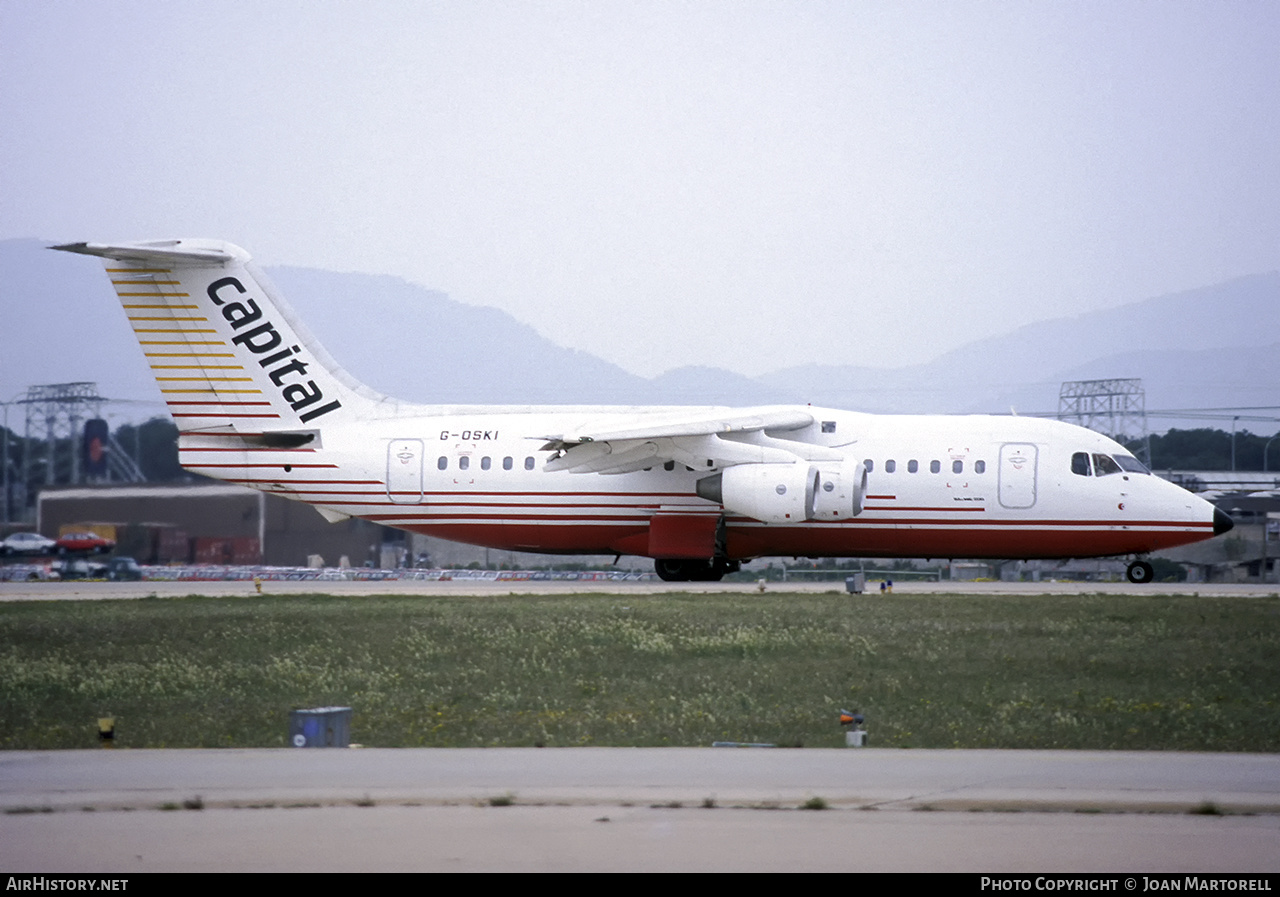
[1213,507,1234,536]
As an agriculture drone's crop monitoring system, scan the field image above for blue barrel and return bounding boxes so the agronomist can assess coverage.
[289,706,352,747]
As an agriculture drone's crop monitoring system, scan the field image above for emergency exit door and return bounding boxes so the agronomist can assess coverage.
[387,439,424,504]
[998,443,1038,509]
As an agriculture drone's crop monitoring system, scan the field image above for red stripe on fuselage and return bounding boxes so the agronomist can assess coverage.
[371,519,1211,559]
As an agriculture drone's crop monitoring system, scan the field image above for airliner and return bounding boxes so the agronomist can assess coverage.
[55,239,1232,583]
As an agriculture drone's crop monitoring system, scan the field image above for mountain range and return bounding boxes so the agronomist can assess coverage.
[3,238,1277,432]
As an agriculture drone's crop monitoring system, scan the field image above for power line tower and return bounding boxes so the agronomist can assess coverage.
[4,382,146,521]
[22,382,103,488]
[1058,378,1150,464]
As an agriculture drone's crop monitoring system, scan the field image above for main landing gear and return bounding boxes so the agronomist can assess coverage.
[1126,560,1155,584]
[654,558,741,582]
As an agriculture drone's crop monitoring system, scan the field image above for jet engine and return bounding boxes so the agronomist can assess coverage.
[811,458,868,519]
[696,461,819,523]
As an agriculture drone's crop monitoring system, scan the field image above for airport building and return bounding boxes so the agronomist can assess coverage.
[36,484,389,568]
[30,483,639,572]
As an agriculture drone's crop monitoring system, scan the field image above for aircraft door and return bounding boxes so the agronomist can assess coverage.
[998,443,1038,509]
[387,439,425,504]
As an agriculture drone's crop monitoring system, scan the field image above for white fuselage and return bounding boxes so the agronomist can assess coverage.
[179,405,1220,561]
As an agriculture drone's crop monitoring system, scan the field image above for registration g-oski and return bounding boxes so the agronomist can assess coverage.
[56,239,1232,582]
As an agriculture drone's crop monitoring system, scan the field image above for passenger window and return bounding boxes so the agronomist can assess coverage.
[952,460,963,474]
[864,460,874,473]
[458,456,469,471]
[907,460,918,473]
[1092,454,1122,476]
[524,456,535,470]
[885,460,896,473]
[503,456,513,470]
[974,460,986,474]
[437,456,448,470]
[821,421,836,433]
[664,460,675,471]
[930,460,941,474]
[1071,452,1091,476]
[481,456,491,470]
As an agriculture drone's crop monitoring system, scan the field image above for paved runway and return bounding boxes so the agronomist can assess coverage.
[2,578,1277,600]
[2,748,1277,872]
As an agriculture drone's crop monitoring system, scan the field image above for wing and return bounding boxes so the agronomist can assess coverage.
[540,406,847,475]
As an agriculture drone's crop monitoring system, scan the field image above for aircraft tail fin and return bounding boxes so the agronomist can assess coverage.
[53,239,390,436]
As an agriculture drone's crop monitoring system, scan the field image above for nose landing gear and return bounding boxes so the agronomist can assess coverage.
[1126,560,1155,584]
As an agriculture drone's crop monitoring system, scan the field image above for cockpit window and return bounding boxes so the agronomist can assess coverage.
[1113,454,1149,474]
[1071,452,1091,476]
[1092,453,1123,476]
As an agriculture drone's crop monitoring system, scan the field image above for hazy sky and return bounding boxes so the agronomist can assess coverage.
[3,1,1279,378]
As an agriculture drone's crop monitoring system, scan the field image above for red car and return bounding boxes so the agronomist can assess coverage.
[54,532,115,555]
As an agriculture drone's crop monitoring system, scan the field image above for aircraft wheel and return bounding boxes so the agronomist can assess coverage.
[655,558,734,582]
[1126,561,1154,584]
[654,559,689,582]
[689,561,723,582]
[706,559,740,581]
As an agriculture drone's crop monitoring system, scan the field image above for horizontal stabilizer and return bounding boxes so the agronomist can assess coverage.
[51,240,240,265]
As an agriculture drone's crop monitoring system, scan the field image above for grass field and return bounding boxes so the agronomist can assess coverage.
[1,591,1276,751]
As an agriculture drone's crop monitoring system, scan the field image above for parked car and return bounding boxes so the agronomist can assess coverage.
[0,564,59,582]
[106,557,143,582]
[1,532,57,556]
[54,558,108,580]
[54,531,116,555]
